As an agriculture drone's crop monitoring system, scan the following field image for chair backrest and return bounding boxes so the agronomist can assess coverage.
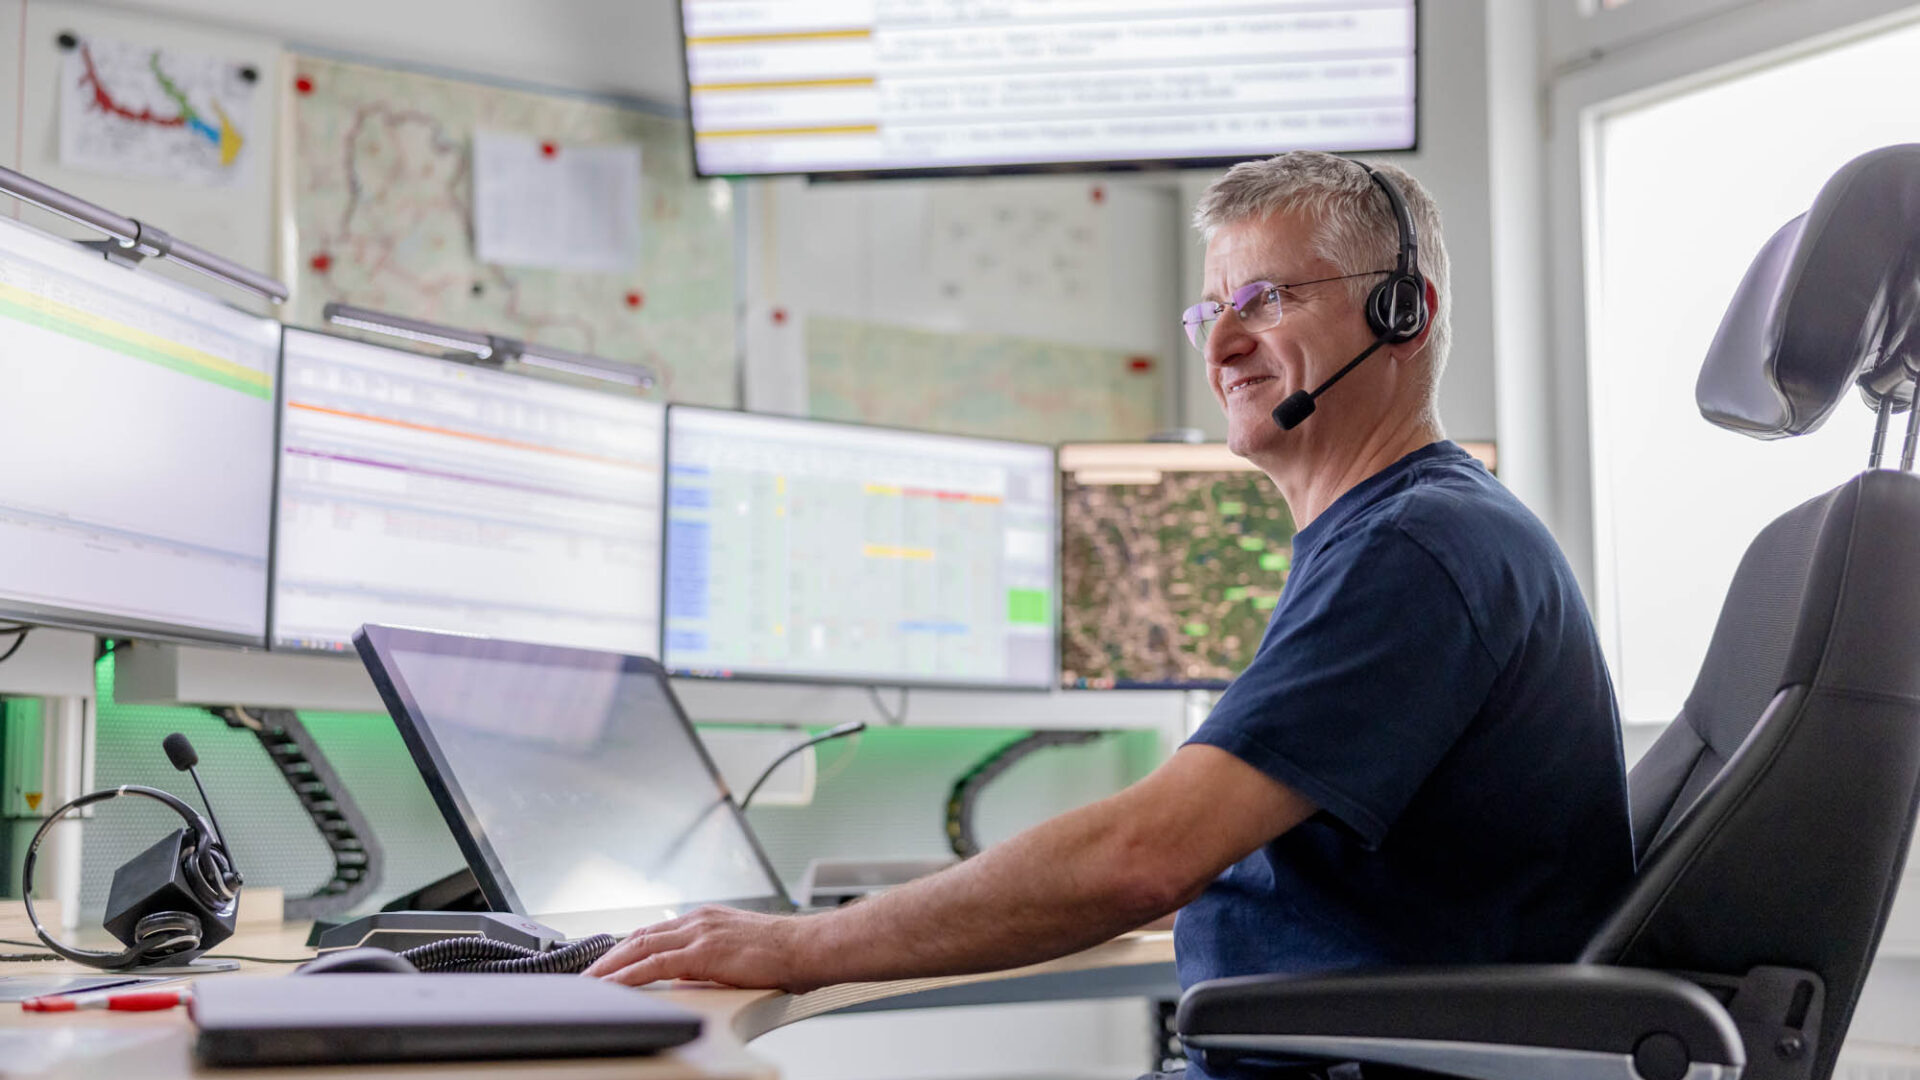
[1581,470,1920,1080]
[1577,145,1920,1080]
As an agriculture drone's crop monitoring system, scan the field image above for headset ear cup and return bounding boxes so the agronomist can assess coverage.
[1368,273,1428,343]
[188,841,238,906]
[211,843,242,898]
[1393,275,1429,341]
[1365,279,1395,338]
[131,911,202,961]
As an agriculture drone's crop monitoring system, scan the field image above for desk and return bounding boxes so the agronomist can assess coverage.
[0,905,1177,1079]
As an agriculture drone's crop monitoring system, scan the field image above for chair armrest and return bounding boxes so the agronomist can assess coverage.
[1176,964,1744,1080]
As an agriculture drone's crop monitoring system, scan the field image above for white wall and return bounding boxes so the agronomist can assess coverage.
[740,172,1185,423]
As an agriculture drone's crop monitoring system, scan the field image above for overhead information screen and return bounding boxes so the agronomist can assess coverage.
[1061,443,1296,690]
[273,329,665,656]
[682,0,1419,178]
[664,407,1057,688]
[0,216,279,645]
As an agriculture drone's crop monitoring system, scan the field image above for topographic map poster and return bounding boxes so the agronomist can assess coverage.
[58,34,260,186]
[806,316,1160,442]
[284,54,736,405]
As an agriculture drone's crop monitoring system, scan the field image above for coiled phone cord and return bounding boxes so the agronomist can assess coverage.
[398,933,620,974]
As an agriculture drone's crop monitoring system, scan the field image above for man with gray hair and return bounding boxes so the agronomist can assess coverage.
[589,152,1633,1076]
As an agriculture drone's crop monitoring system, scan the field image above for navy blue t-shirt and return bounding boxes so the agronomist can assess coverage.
[1175,441,1632,997]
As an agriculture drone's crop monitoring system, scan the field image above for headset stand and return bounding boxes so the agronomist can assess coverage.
[126,957,241,975]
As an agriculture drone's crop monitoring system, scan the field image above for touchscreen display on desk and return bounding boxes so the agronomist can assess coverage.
[372,635,788,933]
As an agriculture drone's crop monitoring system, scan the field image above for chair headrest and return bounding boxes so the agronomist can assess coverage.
[1697,144,1920,439]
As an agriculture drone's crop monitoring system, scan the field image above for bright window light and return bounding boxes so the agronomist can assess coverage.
[1589,14,1920,724]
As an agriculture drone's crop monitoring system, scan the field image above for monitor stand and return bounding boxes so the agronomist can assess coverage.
[311,911,564,953]
[381,867,485,913]
[133,957,242,975]
[308,868,556,952]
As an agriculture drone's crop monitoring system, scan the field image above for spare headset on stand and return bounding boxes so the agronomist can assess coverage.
[1271,161,1431,431]
[19,733,244,972]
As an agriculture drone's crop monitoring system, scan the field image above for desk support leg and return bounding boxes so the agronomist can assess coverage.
[37,697,93,930]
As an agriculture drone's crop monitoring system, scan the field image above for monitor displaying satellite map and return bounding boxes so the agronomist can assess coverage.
[1060,443,1295,690]
[1061,441,1497,690]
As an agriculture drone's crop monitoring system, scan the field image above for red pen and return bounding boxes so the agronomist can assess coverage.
[22,989,190,1013]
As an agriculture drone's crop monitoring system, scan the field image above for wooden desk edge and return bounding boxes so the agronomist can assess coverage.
[725,931,1177,1041]
[1,911,1176,1079]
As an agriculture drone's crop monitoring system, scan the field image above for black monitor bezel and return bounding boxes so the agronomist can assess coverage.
[660,403,1061,692]
[0,215,277,649]
[268,327,668,657]
[353,623,796,923]
[674,1,1423,183]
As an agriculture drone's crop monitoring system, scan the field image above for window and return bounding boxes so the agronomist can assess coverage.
[1586,14,1920,723]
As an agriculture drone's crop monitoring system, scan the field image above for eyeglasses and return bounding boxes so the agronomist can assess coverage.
[1180,271,1390,350]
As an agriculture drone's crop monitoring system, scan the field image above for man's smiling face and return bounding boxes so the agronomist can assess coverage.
[1201,208,1381,463]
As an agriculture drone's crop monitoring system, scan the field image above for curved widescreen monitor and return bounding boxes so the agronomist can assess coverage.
[355,625,792,937]
[0,215,279,646]
[272,329,665,656]
[682,0,1419,179]
[664,406,1058,688]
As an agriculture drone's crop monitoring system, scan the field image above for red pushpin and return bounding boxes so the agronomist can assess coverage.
[540,141,558,159]
[1091,185,1106,205]
[1128,356,1154,374]
[294,76,314,95]
[309,253,332,273]
[624,291,644,310]
[771,307,788,325]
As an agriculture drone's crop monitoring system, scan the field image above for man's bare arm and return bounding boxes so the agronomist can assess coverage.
[586,744,1315,990]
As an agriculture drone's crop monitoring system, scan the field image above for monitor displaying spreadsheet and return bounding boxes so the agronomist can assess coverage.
[663,407,1057,688]
[681,0,1420,179]
[0,215,280,645]
[272,329,665,655]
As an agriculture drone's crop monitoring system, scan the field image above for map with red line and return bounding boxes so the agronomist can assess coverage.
[284,54,738,406]
[58,34,257,187]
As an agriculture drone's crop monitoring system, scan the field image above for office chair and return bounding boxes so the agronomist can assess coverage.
[1176,144,1920,1080]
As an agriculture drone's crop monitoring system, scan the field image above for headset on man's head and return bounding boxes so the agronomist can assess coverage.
[1357,161,1429,344]
[1271,160,1432,431]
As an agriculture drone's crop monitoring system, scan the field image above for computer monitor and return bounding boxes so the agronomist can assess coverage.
[663,407,1058,689]
[272,329,665,656]
[0,215,280,646]
[1061,441,1498,689]
[1060,443,1295,690]
[680,1,1419,179]
[354,624,792,938]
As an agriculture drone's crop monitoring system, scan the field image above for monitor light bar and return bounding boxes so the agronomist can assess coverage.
[0,164,288,302]
[322,302,657,391]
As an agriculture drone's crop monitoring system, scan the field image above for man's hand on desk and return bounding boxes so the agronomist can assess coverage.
[586,746,1311,994]
[585,906,822,991]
